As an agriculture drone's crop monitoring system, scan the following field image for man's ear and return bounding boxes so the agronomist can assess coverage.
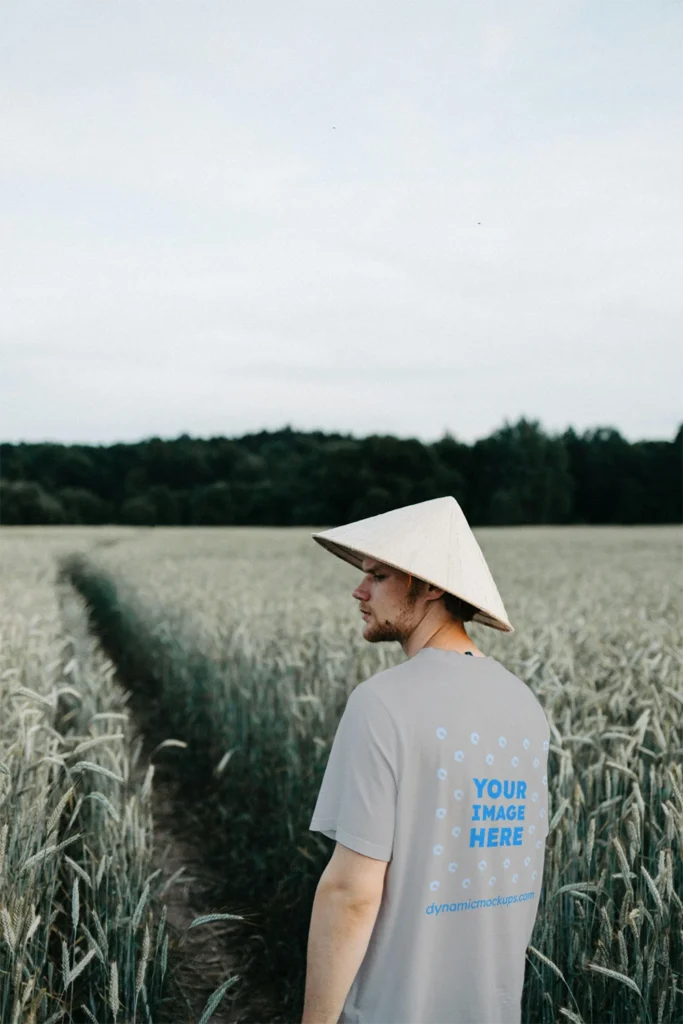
[425,584,445,602]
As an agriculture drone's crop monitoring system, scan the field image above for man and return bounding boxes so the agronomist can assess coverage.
[302,496,550,1024]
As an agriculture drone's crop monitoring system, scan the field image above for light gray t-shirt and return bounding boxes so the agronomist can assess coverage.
[309,647,551,1024]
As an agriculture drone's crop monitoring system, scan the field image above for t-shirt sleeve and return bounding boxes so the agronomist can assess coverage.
[309,684,398,862]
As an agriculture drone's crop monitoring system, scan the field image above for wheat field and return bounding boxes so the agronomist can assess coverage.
[0,530,239,1024]
[1,525,681,1023]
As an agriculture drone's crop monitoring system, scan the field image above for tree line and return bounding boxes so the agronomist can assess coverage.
[1,418,681,527]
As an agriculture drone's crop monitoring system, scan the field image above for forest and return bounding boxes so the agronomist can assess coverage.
[1,417,681,526]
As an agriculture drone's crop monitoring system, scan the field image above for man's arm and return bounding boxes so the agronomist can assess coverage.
[302,842,389,1024]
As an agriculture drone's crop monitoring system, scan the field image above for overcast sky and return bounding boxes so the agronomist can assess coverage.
[1,1,681,447]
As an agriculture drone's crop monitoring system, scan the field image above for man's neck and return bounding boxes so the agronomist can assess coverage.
[402,616,484,659]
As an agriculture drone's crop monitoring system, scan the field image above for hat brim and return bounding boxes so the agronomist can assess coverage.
[312,534,514,634]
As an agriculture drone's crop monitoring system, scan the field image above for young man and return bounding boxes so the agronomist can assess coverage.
[302,496,550,1024]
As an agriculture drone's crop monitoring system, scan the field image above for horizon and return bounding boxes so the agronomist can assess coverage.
[2,415,681,450]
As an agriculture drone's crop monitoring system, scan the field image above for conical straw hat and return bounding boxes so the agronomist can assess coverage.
[312,496,513,633]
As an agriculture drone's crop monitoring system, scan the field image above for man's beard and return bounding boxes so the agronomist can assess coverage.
[364,607,416,644]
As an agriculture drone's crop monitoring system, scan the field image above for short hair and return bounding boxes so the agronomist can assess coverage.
[407,576,478,623]
[442,591,478,624]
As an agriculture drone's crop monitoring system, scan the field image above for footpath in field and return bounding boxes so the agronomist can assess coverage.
[0,527,245,1024]
[57,557,275,1024]
[1,533,193,1024]
[112,693,276,1024]
[58,580,245,1024]
[137,777,244,1024]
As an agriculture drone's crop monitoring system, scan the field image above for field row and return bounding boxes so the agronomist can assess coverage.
[0,532,237,1024]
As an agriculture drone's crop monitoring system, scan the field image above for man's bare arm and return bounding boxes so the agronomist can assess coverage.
[301,843,388,1024]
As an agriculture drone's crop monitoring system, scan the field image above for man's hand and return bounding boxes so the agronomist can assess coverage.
[302,842,388,1024]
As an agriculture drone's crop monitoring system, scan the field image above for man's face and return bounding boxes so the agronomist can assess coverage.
[351,558,423,643]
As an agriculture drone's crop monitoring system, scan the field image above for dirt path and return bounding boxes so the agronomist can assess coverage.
[151,774,245,1024]
[131,743,277,1024]
[55,574,251,1024]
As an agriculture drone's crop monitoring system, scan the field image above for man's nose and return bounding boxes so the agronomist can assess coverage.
[352,581,369,601]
